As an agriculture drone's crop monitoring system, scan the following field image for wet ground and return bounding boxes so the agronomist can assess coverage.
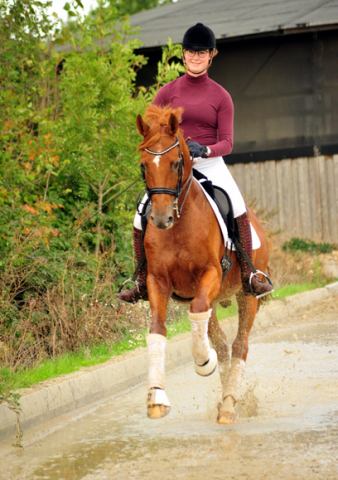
[1,297,338,479]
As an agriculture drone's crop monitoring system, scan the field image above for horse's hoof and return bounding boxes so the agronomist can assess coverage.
[194,348,218,376]
[217,410,237,424]
[146,388,171,419]
[147,404,171,419]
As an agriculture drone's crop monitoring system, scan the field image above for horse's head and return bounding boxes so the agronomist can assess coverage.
[136,105,191,230]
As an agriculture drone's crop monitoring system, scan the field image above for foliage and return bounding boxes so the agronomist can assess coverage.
[0,0,63,252]
[282,237,337,255]
[90,0,173,19]
[138,37,185,102]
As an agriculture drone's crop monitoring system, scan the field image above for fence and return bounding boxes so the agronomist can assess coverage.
[228,155,338,243]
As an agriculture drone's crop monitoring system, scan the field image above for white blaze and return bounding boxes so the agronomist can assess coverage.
[153,155,160,168]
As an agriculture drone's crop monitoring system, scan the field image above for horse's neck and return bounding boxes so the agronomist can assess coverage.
[179,177,211,217]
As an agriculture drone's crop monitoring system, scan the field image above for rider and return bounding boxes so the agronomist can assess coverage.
[117,23,273,304]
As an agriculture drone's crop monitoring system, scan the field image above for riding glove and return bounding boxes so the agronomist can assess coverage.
[186,141,210,158]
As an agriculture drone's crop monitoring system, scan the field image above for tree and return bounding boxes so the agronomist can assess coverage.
[0,0,63,250]
[91,0,173,19]
[54,1,148,256]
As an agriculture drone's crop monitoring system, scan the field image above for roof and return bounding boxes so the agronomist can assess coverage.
[129,0,338,48]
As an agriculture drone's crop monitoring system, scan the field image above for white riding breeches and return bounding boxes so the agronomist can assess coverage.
[133,156,246,229]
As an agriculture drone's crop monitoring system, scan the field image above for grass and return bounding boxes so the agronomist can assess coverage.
[0,333,147,393]
[271,283,320,299]
[1,280,330,396]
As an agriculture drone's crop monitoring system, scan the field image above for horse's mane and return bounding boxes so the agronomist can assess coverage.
[138,104,184,152]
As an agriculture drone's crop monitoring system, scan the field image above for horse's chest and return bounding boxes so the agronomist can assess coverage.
[145,226,214,282]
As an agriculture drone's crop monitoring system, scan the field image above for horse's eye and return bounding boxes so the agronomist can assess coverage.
[172,161,180,170]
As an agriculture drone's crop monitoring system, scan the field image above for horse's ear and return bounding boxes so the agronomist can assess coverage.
[167,113,179,135]
[136,114,150,137]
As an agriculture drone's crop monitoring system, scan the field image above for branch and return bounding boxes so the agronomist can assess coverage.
[102,166,113,191]
[78,171,99,195]
[102,180,125,198]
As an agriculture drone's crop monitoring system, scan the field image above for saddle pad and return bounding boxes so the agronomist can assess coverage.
[195,179,261,251]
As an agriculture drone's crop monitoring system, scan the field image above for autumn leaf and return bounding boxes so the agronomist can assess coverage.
[24,205,39,215]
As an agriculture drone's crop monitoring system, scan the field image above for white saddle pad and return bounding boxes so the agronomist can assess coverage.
[195,180,261,251]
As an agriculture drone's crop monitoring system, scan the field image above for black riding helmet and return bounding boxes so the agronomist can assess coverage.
[182,23,216,51]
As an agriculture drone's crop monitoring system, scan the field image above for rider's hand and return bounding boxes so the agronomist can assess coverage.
[186,141,210,159]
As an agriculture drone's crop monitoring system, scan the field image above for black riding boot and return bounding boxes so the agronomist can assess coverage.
[116,227,148,304]
[236,212,273,297]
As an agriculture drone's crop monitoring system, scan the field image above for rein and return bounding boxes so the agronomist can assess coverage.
[142,135,193,218]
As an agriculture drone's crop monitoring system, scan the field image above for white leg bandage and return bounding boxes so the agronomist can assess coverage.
[218,359,231,398]
[189,309,217,376]
[146,333,167,390]
[222,357,245,402]
[147,387,171,409]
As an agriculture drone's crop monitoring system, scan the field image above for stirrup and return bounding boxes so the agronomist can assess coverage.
[249,270,274,299]
[117,277,139,295]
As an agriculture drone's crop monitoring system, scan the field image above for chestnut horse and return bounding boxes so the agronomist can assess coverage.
[136,105,271,424]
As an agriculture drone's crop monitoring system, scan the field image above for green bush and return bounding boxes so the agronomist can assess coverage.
[282,237,337,255]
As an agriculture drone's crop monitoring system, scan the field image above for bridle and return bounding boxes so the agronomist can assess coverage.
[141,135,193,218]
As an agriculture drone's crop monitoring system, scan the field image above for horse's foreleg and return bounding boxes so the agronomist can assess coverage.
[189,267,221,377]
[146,275,171,419]
[146,333,170,419]
[217,291,258,424]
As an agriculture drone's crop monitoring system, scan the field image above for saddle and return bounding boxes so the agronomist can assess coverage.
[139,170,238,302]
[191,169,238,241]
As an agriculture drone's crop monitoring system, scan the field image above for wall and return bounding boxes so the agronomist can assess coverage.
[228,155,338,243]
[214,29,338,159]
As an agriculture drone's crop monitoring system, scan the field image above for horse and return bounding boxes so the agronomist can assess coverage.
[136,104,271,424]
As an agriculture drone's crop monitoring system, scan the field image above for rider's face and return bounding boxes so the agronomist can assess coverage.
[184,49,213,76]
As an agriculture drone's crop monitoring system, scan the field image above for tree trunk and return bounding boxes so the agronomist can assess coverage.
[95,185,103,258]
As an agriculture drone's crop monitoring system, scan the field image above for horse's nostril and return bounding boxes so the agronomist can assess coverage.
[150,215,154,222]
[168,216,173,224]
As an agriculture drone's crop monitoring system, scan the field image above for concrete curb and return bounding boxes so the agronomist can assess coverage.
[1,281,337,441]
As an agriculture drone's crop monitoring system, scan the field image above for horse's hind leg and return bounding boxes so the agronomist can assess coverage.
[217,291,258,424]
[208,301,231,400]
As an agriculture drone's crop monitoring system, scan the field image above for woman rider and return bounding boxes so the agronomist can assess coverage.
[117,23,273,304]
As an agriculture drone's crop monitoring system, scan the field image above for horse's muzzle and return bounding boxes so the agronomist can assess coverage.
[151,205,174,230]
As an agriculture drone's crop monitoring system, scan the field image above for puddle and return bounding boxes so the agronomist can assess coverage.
[28,403,338,480]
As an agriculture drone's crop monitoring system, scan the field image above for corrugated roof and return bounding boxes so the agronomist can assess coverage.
[129,0,338,48]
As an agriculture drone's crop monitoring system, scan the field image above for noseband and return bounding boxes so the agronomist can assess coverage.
[142,135,193,218]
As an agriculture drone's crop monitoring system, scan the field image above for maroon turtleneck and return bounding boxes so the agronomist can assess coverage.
[153,72,234,158]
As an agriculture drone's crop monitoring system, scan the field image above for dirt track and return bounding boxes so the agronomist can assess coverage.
[1,296,338,480]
